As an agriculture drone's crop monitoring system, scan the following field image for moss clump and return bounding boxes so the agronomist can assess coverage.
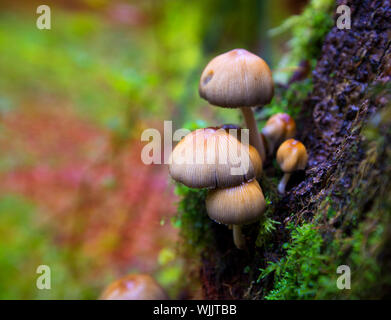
[270,0,334,82]
[258,222,327,299]
[258,192,391,300]
[172,184,212,254]
[257,78,314,130]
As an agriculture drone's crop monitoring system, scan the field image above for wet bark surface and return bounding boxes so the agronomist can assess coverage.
[199,0,391,299]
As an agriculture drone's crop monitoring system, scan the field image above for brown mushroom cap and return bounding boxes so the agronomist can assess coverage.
[199,49,274,108]
[276,139,308,173]
[206,179,266,225]
[100,274,168,300]
[169,127,261,188]
[261,113,296,153]
[249,144,262,178]
[220,124,262,178]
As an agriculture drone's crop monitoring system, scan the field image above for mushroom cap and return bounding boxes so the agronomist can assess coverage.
[220,124,263,178]
[249,144,262,178]
[199,49,274,108]
[169,127,261,188]
[261,113,296,153]
[100,274,168,300]
[276,139,308,173]
[206,179,266,225]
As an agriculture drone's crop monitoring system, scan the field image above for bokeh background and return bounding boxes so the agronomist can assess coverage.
[0,0,309,299]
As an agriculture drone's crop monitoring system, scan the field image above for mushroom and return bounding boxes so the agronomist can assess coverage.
[100,274,168,300]
[220,124,262,179]
[276,139,308,194]
[169,127,262,189]
[199,49,274,162]
[261,113,296,155]
[206,179,266,249]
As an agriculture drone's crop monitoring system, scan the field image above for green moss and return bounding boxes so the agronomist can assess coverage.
[258,0,334,125]
[270,0,334,83]
[258,202,390,300]
[258,98,391,299]
[258,222,327,299]
[172,184,212,254]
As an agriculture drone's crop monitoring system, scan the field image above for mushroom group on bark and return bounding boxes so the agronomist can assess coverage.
[199,49,274,162]
[169,126,265,249]
[167,48,310,251]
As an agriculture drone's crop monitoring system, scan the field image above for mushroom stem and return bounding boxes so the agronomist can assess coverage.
[233,224,246,250]
[278,172,291,194]
[240,107,266,162]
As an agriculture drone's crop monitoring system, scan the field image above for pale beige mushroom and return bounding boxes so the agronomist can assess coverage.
[169,127,262,188]
[206,179,266,249]
[199,49,274,162]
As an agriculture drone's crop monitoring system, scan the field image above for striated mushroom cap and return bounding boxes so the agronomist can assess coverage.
[206,179,266,225]
[249,144,262,179]
[169,127,261,188]
[220,124,262,178]
[276,139,308,173]
[199,49,274,108]
[261,113,296,154]
[100,274,168,300]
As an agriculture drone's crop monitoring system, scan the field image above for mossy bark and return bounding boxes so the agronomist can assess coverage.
[189,0,391,299]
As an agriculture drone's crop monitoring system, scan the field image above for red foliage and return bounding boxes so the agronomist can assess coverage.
[0,105,178,273]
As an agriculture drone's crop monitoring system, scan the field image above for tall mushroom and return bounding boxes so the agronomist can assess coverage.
[199,49,274,162]
[261,113,296,155]
[206,179,266,249]
[100,274,168,300]
[276,139,308,194]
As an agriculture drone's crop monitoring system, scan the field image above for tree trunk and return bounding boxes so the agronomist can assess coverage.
[197,0,391,299]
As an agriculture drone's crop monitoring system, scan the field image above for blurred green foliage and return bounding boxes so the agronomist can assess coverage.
[270,0,334,83]
[0,195,100,299]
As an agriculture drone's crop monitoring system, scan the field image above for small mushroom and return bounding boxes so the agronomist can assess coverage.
[199,49,274,162]
[169,127,261,188]
[261,113,296,155]
[100,274,168,300]
[206,179,266,249]
[248,144,262,179]
[276,139,308,194]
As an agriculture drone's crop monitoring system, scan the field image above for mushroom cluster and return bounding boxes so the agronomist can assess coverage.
[168,48,309,250]
[169,126,265,249]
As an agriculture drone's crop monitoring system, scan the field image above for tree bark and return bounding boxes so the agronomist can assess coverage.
[198,0,391,299]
